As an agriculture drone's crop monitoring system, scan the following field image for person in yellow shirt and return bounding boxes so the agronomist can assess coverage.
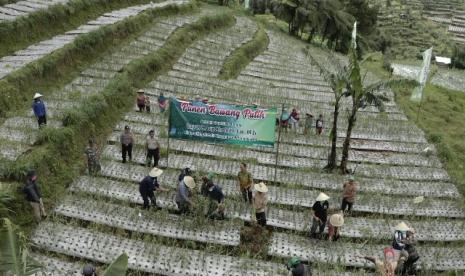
[237,162,253,203]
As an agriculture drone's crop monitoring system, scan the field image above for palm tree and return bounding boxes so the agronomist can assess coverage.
[0,218,42,276]
[307,51,350,170]
[318,0,354,49]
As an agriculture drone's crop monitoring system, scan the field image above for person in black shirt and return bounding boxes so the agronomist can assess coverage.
[204,178,225,220]
[309,192,330,238]
[287,257,310,276]
[22,170,46,222]
[178,167,192,182]
[139,167,169,210]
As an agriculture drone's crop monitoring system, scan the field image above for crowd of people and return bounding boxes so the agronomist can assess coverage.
[24,92,420,275]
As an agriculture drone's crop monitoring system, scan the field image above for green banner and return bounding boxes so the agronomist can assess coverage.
[169,97,276,147]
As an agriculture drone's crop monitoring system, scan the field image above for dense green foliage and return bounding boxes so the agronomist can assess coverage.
[0,0,156,58]
[218,26,269,79]
[0,3,194,119]
[452,45,465,69]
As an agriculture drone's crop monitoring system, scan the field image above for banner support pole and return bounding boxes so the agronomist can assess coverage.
[166,99,171,168]
[274,104,284,183]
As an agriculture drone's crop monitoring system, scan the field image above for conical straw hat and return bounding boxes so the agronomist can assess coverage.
[33,93,43,99]
[395,222,410,231]
[149,167,163,177]
[329,213,344,227]
[183,176,196,189]
[315,192,330,201]
[254,182,268,193]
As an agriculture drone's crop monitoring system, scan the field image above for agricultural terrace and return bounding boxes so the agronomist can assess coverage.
[0,0,464,275]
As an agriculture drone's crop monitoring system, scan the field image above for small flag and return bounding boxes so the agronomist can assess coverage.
[351,22,357,49]
[410,47,433,102]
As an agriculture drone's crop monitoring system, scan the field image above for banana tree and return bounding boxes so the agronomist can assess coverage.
[339,48,415,173]
[0,218,42,276]
[307,51,350,171]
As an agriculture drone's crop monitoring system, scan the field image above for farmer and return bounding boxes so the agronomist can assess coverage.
[144,96,151,113]
[200,172,215,197]
[357,248,408,276]
[22,170,46,222]
[392,222,410,251]
[289,108,300,132]
[238,162,253,203]
[328,212,344,241]
[84,138,100,175]
[178,167,192,182]
[136,89,146,112]
[175,176,196,214]
[120,125,134,163]
[204,176,225,220]
[315,114,324,135]
[253,182,268,227]
[399,229,419,275]
[139,167,168,210]
[341,175,357,213]
[82,264,96,276]
[280,108,290,132]
[309,192,330,238]
[158,93,167,113]
[286,257,309,276]
[146,130,160,167]
[303,113,313,136]
[32,93,47,127]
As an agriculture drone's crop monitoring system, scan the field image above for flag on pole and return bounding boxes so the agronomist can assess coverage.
[351,22,357,49]
[410,47,433,102]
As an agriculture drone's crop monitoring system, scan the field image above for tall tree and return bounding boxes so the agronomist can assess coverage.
[307,52,350,170]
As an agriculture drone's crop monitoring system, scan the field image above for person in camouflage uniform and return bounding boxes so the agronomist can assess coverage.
[85,139,101,175]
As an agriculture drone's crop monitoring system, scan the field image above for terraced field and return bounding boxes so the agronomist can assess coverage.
[1,1,465,275]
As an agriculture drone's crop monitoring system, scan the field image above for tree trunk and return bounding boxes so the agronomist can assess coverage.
[326,101,339,170]
[340,108,357,174]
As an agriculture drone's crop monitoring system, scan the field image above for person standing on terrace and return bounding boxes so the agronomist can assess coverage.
[253,182,268,227]
[146,130,160,167]
[303,113,313,136]
[315,114,324,135]
[341,175,357,213]
[32,93,47,127]
[158,92,167,113]
[238,162,253,203]
[289,108,300,132]
[22,170,46,222]
[84,138,101,175]
[136,89,147,112]
[120,125,134,163]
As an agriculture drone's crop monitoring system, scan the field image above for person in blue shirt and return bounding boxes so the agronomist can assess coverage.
[202,174,225,220]
[139,167,168,210]
[32,93,46,127]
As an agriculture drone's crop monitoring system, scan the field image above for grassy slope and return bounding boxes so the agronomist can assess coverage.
[0,0,155,58]
[364,54,465,196]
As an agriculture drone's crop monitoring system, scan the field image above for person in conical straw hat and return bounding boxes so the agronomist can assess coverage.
[392,222,411,251]
[32,92,47,127]
[139,167,169,210]
[253,182,268,227]
[328,212,344,241]
[309,192,330,238]
[175,175,196,214]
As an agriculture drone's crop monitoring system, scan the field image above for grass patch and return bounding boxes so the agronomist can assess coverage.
[363,54,465,196]
[218,25,269,80]
[0,0,157,58]
[1,8,234,234]
[0,2,195,120]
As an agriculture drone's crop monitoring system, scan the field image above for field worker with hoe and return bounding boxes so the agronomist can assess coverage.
[309,192,330,238]
[238,162,253,203]
[286,257,310,276]
[175,175,196,214]
[120,125,134,163]
[139,167,169,210]
[253,182,268,227]
[341,175,357,213]
[32,92,47,127]
[22,170,46,222]
[146,130,160,167]
[84,138,101,176]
